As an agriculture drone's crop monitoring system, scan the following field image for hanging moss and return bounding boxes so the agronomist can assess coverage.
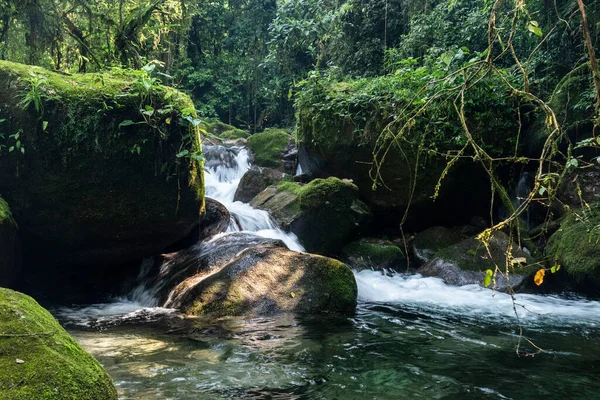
[0,288,118,399]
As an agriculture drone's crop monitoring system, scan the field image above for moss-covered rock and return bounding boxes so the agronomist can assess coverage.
[168,246,357,317]
[340,238,405,271]
[546,204,600,284]
[0,61,204,288]
[0,198,20,287]
[0,288,118,399]
[410,226,463,266]
[247,128,292,169]
[418,231,536,291]
[201,119,249,140]
[250,177,372,255]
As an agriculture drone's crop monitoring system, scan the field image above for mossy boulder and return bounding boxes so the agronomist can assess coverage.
[0,288,118,399]
[418,231,536,291]
[250,177,372,255]
[201,119,249,140]
[340,238,405,271]
[247,128,293,170]
[0,198,21,288]
[233,166,288,203]
[546,204,600,285]
[167,246,358,317]
[410,226,463,266]
[0,61,204,286]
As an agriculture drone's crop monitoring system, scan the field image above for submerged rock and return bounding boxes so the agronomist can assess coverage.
[0,61,205,283]
[417,231,535,291]
[546,204,600,286]
[250,178,372,255]
[340,238,405,271]
[233,166,288,203]
[0,288,118,399]
[0,197,21,287]
[167,246,358,317]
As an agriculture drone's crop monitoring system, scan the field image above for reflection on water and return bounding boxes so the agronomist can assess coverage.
[59,272,600,400]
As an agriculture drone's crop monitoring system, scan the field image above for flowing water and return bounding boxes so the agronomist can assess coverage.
[54,144,600,399]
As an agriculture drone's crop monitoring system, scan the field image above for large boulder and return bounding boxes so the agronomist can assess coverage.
[0,198,20,287]
[250,178,372,255]
[417,231,536,291]
[410,226,463,266]
[233,166,288,203]
[0,61,204,281]
[0,288,118,399]
[247,128,295,173]
[340,238,405,271]
[198,198,230,240]
[166,246,358,317]
[546,204,600,286]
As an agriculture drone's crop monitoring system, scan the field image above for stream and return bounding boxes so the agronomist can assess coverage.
[53,144,600,399]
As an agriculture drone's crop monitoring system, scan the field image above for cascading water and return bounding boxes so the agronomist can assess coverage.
[53,142,600,399]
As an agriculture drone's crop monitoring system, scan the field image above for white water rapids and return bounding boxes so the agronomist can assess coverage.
[55,143,600,329]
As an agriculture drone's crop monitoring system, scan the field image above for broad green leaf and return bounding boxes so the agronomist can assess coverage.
[176,149,189,158]
[483,269,493,287]
[550,265,561,274]
[527,21,543,37]
[42,121,48,131]
[119,120,136,128]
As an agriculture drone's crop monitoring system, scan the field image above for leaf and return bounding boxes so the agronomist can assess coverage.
[550,265,561,274]
[42,121,48,131]
[290,292,295,298]
[483,269,493,287]
[534,269,546,286]
[527,21,543,37]
[511,257,527,265]
[9,146,14,152]
[176,150,189,158]
[165,117,171,125]
[119,120,136,128]
[21,147,25,154]
[567,158,579,168]
[538,186,547,196]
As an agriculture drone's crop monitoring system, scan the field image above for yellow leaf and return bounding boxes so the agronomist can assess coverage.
[290,292,295,298]
[534,269,546,286]
[165,117,171,125]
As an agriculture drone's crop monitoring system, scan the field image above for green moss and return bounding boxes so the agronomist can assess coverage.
[546,204,600,281]
[201,119,249,139]
[247,128,290,168]
[277,177,358,210]
[311,256,358,312]
[0,198,15,226]
[0,288,117,399]
[342,240,404,267]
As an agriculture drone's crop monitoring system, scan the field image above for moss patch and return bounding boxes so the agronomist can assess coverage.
[0,197,15,227]
[201,119,249,139]
[341,239,405,271]
[546,204,600,282]
[0,288,117,399]
[247,128,290,168]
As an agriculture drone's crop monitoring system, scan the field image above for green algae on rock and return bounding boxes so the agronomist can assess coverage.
[247,128,291,169]
[0,61,205,277]
[0,288,118,399]
[340,238,405,271]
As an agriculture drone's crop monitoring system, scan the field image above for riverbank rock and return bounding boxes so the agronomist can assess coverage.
[0,288,118,399]
[250,178,372,255]
[247,128,295,172]
[417,231,535,291]
[0,61,204,287]
[233,167,288,203]
[168,246,358,317]
[559,166,600,206]
[0,198,20,288]
[340,238,405,271]
[546,204,600,286]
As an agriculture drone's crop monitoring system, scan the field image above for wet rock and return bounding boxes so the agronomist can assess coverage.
[410,226,463,266]
[417,231,535,291]
[559,166,600,206]
[340,238,405,271]
[142,233,286,304]
[203,144,242,170]
[247,128,295,172]
[0,197,21,287]
[0,288,118,399]
[166,246,358,317]
[233,167,288,203]
[250,178,372,255]
[198,198,230,240]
